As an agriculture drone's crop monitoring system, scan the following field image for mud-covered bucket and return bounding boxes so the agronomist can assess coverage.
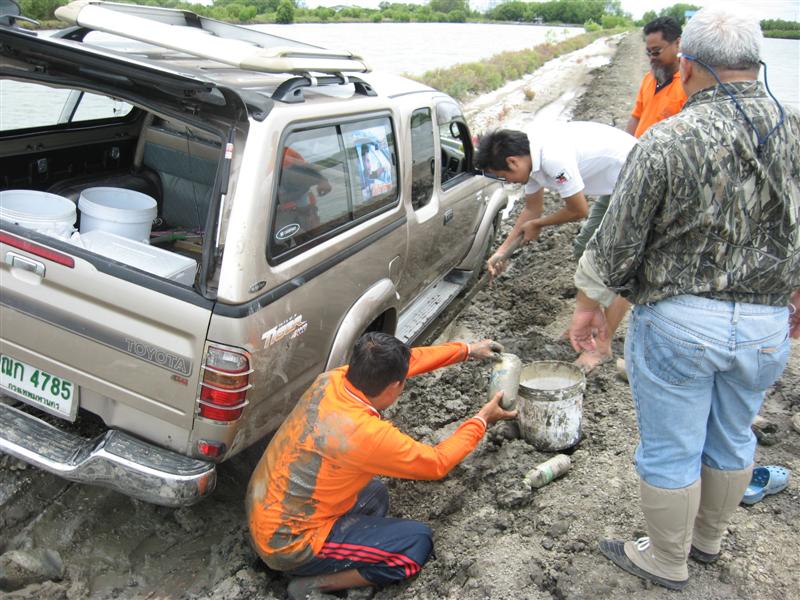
[517,361,585,451]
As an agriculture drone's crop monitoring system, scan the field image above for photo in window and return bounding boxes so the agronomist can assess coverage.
[342,119,397,215]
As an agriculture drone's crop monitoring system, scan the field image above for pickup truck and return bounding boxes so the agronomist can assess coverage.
[0,1,506,506]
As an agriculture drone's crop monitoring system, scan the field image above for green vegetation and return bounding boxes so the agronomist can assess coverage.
[412,29,618,101]
[761,19,800,40]
[21,0,635,27]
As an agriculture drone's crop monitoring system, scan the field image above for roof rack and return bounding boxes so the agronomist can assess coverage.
[54,1,371,75]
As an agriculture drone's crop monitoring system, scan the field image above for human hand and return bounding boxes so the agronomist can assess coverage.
[467,339,504,362]
[477,391,518,426]
[487,252,509,278]
[520,219,542,242]
[316,178,332,196]
[789,289,800,339]
[568,304,608,353]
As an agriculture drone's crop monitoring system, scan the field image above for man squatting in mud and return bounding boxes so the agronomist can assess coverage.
[246,333,517,599]
[568,6,800,590]
[474,121,636,372]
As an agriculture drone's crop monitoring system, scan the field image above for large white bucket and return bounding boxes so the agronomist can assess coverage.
[517,361,585,451]
[78,187,157,243]
[0,189,76,238]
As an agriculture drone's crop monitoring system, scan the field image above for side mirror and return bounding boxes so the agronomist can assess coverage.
[449,121,460,138]
[0,0,40,28]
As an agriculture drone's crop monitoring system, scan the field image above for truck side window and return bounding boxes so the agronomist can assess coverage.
[436,101,471,186]
[410,108,434,210]
[270,116,399,261]
[273,127,350,252]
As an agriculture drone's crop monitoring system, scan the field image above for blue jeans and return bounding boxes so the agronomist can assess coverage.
[625,295,790,489]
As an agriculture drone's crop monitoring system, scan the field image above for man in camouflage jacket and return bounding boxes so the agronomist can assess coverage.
[567,6,800,591]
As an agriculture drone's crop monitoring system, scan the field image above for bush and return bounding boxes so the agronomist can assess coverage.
[583,19,600,32]
[275,0,293,24]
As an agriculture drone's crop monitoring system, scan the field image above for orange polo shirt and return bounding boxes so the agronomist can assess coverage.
[631,71,687,138]
[246,342,486,571]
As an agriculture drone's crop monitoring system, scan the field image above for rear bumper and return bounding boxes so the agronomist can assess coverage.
[0,401,216,506]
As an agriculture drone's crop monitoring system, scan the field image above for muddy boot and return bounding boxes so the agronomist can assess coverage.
[690,464,752,564]
[600,479,700,590]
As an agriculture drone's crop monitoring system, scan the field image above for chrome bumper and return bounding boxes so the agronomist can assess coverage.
[0,401,216,506]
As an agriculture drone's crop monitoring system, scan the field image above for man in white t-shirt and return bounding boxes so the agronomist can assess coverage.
[474,122,636,372]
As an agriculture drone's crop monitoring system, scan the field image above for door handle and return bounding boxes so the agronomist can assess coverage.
[443,208,454,225]
[5,252,46,276]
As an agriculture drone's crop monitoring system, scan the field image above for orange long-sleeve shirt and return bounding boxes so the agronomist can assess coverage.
[246,342,486,571]
[631,71,687,138]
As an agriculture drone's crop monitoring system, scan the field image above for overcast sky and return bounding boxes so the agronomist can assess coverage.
[300,0,800,21]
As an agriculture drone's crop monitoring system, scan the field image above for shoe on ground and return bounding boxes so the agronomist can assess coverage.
[741,465,790,505]
[689,545,719,564]
[599,539,689,590]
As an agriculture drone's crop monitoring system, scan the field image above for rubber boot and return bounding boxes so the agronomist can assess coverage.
[690,464,752,563]
[600,479,700,590]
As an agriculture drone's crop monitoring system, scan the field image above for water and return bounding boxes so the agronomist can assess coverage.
[521,376,578,391]
[760,37,800,113]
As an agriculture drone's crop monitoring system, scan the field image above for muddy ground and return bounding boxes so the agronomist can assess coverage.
[1,33,798,600]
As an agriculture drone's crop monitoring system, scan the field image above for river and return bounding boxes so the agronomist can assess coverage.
[0,24,798,129]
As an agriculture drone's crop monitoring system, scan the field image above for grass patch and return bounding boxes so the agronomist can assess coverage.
[410,29,626,101]
[763,30,800,39]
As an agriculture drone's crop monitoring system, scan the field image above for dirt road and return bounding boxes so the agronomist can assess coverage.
[1,32,798,600]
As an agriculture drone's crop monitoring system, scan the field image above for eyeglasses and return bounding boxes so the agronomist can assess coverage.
[472,169,507,182]
[645,46,667,57]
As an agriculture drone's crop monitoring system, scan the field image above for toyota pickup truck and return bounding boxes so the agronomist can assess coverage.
[0,1,506,506]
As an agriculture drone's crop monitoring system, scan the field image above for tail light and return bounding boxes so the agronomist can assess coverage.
[198,345,252,421]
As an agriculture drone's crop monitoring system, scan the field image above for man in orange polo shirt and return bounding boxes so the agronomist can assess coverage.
[626,16,688,138]
[247,332,515,599]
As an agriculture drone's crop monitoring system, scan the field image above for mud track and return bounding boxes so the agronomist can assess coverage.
[1,32,797,600]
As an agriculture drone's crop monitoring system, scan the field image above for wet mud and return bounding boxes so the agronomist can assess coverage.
[1,32,798,600]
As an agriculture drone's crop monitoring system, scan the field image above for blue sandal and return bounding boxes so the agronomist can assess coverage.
[741,466,790,505]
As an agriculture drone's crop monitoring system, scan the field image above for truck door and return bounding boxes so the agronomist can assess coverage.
[434,100,486,269]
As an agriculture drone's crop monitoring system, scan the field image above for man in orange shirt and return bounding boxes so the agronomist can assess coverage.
[247,333,515,599]
[626,17,688,138]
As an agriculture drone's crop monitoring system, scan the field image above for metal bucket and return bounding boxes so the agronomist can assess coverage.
[517,361,585,451]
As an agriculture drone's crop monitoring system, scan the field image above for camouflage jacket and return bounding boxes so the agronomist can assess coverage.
[581,80,800,306]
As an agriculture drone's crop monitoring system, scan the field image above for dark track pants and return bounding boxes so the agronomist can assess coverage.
[286,479,433,585]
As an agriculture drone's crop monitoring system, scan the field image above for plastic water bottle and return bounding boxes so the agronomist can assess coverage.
[489,353,522,410]
[524,454,571,489]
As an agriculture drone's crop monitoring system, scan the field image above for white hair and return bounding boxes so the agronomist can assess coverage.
[681,5,762,69]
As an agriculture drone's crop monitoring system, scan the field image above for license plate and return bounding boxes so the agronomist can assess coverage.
[0,355,78,421]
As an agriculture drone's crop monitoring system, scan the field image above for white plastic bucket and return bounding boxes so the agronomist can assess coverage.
[78,187,157,243]
[517,361,585,451]
[0,189,76,238]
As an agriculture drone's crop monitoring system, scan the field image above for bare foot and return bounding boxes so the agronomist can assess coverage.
[574,350,613,374]
[615,358,628,383]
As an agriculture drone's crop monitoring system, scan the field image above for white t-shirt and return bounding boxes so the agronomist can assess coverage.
[524,122,637,198]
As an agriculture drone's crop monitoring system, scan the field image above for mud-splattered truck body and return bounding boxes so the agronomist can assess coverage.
[0,2,506,505]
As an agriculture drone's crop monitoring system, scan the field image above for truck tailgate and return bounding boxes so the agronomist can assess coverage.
[0,229,213,453]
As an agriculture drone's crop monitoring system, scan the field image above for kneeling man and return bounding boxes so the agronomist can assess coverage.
[247,333,515,599]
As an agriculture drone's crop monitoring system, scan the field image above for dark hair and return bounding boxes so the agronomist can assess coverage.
[345,332,411,397]
[474,129,530,171]
[643,16,682,42]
